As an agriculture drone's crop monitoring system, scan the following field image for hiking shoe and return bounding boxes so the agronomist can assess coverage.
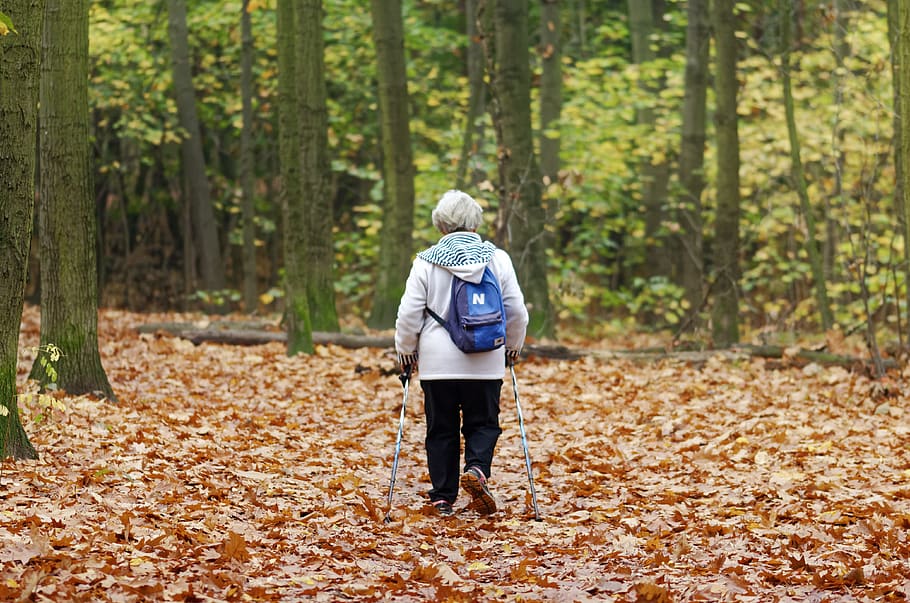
[461,467,497,515]
[431,500,455,517]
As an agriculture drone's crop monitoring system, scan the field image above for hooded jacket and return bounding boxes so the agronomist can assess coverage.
[395,232,529,380]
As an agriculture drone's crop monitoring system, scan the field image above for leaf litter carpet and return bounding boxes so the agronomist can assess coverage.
[3,307,910,601]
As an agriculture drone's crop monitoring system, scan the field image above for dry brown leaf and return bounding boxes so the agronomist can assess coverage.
[3,306,909,601]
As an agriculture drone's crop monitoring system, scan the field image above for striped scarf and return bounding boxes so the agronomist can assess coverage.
[417,232,497,267]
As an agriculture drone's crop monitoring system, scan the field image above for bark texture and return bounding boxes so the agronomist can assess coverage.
[677,0,708,328]
[896,0,910,334]
[491,0,553,338]
[167,0,225,292]
[0,0,44,459]
[455,0,487,190]
[710,0,741,347]
[539,0,562,185]
[296,0,338,333]
[367,0,416,329]
[628,0,671,280]
[33,0,115,399]
[277,0,313,354]
[241,0,258,312]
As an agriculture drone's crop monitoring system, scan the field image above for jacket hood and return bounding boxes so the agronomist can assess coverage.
[417,232,497,283]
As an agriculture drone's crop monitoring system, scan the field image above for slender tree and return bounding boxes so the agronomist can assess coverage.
[677,0,709,329]
[455,0,487,191]
[0,0,45,460]
[891,0,910,335]
[539,0,561,186]
[367,0,416,329]
[489,0,553,337]
[827,0,850,279]
[31,0,116,400]
[241,0,258,312]
[710,0,741,347]
[628,0,671,280]
[780,0,833,331]
[296,0,338,332]
[167,0,225,294]
[277,0,312,355]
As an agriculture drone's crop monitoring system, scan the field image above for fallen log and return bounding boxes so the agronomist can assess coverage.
[137,322,393,349]
[135,321,585,359]
[731,343,899,372]
[135,321,897,371]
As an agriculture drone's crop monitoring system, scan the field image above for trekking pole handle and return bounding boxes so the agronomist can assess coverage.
[399,363,413,385]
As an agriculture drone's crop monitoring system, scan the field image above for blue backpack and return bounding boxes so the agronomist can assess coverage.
[427,266,507,353]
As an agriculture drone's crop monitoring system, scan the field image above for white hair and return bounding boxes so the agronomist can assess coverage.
[431,190,484,234]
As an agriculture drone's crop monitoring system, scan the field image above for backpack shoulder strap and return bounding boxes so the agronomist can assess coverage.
[426,264,451,325]
[426,306,445,325]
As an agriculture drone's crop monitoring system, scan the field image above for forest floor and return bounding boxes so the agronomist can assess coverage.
[3,306,910,602]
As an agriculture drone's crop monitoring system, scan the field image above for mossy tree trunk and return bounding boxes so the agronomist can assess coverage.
[277,0,312,355]
[296,0,338,333]
[367,0,416,329]
[0,0,45,460]
[31,0,116,401]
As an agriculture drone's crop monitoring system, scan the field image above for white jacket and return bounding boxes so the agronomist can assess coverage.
[395,233,529,381]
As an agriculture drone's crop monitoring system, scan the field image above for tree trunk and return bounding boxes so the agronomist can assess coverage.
[367,0,416,329]
[31,0,115,400]
[572,0,587,58]
[677,0,708,329]
[710,0,741,348]
[455,0,487,190]
[892,0,910,339]
[539,0,561,186]
[490,0,553,338]
[241,0,258,312]
[296,0,338,333]
[628,0,671,280]
[0,0,44,460]
[780,0,833,331]
[277,0,312,355]
[167,0,225,293]
[827,0,849,282]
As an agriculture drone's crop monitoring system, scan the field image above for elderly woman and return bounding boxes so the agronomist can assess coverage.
[395,190,529,517]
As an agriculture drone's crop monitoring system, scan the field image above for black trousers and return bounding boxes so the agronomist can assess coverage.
[421,379,503,503]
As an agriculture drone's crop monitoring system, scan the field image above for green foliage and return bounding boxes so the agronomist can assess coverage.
[0,11,16,35]
[189,288,242,308]
[86,0,906,338]
[17,344,66,423]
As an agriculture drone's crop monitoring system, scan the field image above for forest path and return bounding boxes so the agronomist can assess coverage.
[4,307,909,601]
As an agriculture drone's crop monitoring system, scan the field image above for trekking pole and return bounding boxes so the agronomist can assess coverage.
[384,364,412,524]
[509,361,541,521]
